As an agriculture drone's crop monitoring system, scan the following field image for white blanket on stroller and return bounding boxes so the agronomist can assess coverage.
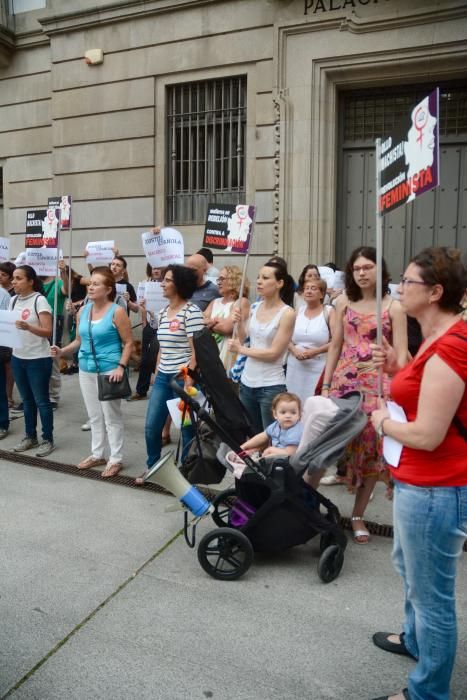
[297,395,340,455]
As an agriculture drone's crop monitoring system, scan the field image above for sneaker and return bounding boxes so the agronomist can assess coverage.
[0,428,8,439]
[81,421,91,431]
[13,437,39,452]
[126,393,147,401]
[35,440,55,457]
[10,403,24,414]
[319,474,346,486]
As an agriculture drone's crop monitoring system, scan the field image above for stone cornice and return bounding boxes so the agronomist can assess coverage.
[38,0,219,36]
[0,25,14,64]
[276,1,467,37]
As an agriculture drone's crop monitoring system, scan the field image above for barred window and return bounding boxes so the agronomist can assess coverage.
[167,76,247,225]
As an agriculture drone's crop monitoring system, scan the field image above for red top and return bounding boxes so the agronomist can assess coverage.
[390,319,467,487]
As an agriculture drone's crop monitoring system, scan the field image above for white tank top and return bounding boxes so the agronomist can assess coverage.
[241,302,289,388]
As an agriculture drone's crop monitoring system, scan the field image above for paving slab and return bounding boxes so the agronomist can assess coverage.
[1,459,466,700]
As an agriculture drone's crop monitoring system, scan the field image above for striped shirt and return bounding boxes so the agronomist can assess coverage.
[157,302,205,374]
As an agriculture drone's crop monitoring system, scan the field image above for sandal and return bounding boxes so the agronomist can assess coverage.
[101,462,123,478]
[351,516,370,544]
[78,456,107,470]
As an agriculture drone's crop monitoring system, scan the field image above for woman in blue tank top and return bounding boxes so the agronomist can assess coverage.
[52,267,133,477]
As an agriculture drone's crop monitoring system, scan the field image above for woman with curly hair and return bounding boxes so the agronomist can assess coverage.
[204,265,250,369]
[321,246,408,543]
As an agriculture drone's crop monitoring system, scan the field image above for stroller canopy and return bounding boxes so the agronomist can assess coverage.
[290,392,367,475]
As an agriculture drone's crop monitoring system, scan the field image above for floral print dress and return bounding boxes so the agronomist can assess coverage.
[330,304,393,489]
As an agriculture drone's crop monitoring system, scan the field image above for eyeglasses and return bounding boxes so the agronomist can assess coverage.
[352,264,375,273]
[399,275,428,287]
[304,286,320,292]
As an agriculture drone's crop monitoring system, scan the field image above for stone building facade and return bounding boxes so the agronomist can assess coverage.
[0,0,466,282]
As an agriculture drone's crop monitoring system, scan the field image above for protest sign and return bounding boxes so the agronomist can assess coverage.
[116,283,126,295]
[378,89,439,215]
[203,203,255,254]
[26,208,60,248]
[0,310,22,349]
[0,237,10,263]
[49,195,72,231]
[85,240,115,266]
[143,281,165,314]
[136,282,146,303]
[26,248,63,276]
[142,228,184,267]
[333,271,345,290]
[317,266,336,289]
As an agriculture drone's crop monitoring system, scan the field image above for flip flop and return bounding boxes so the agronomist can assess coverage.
[351,516,370,544]
[101,462,123,478]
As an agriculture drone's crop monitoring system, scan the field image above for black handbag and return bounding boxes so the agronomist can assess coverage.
[180,421,226,485]
[88,306,131,401]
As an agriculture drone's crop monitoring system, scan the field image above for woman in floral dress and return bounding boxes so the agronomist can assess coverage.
[321,246,408,543]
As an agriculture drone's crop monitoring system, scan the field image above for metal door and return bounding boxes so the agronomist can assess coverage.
[337,86,467,279]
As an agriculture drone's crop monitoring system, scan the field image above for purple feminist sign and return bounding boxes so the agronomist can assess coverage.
[379,89,439,214]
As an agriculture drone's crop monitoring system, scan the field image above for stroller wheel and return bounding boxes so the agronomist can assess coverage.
[319,532,336,554]
[211,489,237,527]
[317,545,344,583]
[197,527,253,581]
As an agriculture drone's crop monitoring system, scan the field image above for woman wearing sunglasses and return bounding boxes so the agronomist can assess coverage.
[204,265,250,370]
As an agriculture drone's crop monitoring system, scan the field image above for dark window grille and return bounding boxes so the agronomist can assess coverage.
[167,76,247,225]
[343,84,467,142]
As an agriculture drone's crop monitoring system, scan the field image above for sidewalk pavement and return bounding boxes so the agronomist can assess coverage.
[1,459,466,699]
[3,369,394,528]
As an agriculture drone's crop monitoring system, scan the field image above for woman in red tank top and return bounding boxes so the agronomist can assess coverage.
[369,247,466,700]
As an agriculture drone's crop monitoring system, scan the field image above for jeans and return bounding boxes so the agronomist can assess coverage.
[136,324,159,397]
[12,356,53,441]
[392,479,467,700]
[145,371,193,469]
[0,361,9,430]
[79,370,124,462]
[239,383,286,435]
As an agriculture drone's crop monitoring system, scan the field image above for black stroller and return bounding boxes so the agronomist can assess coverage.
[169,329,367,584]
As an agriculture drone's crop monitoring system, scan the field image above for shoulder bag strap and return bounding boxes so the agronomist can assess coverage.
[87,305,100,374]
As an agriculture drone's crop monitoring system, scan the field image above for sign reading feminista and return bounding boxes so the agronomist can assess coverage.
[203,203,255,254]
[379,89,439,215]
[25,208,60,248]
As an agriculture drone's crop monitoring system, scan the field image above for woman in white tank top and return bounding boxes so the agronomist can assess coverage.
[228,262,295,434]
[287,278,334,405]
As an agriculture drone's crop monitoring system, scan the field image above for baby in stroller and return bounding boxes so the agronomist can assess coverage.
[226,392,303,477]
[241,392,303,458]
